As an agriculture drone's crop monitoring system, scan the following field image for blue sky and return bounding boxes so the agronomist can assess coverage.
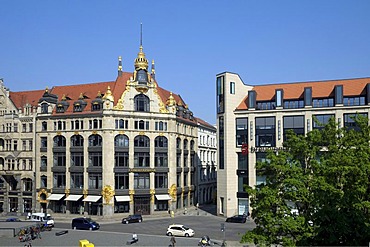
[1,0,370,125]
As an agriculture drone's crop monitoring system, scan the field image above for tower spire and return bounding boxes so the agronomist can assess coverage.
[151,59,155,79]
[118,56,122,77]
[140,23,143,47]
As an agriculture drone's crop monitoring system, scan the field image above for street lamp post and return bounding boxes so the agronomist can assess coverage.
[220,223,226,246]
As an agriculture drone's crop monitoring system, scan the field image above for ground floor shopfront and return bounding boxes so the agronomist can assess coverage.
[36,189,194,218]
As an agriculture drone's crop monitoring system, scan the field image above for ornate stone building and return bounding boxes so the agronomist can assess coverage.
[0,43,205,218]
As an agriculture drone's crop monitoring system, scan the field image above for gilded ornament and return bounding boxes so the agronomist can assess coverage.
[38,189,48,203]
[114,98,124,110]
[101,185,115,205]
[169,184,177,201]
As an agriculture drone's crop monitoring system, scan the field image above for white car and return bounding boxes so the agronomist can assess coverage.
[166,224,195,237]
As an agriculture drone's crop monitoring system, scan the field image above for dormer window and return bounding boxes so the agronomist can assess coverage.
[74,103,82,112]
[41,103,48,114]
[56,104,65,113]
[92,102,102,111]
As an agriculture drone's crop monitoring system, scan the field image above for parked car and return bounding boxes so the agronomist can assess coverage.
[29,213,54,227]
[166,224,195,237]
[72,217,100,230]
[6,217,21,222]
[122,214,143,224]
[225,215,246,223]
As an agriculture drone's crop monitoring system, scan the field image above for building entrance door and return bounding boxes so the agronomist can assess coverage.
[134,196,150,215]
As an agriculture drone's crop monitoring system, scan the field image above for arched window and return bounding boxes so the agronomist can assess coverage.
[71,135,84,147]
[115,135,129,147]
[190,140,195,151]
[134,94,150,112]
[53,136,66,147]
[176,138,181,149]
[183,139,188,150]
[88,134,102,147]
[134,135,150,147]
[155,136,168,148]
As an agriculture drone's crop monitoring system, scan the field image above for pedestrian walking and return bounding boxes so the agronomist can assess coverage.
[170,235,176,247]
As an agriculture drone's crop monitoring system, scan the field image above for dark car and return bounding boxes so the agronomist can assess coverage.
[122,214,143,224]
[72,217,100,230]
[6,217,21,222]
[225,215,246,223]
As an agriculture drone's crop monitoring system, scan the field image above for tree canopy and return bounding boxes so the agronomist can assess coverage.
[241,116,370,246]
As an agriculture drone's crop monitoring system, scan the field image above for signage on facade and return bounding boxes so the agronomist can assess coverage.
[129,168,156,173]
[250,146,287,153]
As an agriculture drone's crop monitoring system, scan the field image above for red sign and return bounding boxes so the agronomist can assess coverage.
[241,144,248,155]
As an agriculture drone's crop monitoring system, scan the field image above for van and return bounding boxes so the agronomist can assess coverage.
[72,217,100,230]
[30,213,55,227]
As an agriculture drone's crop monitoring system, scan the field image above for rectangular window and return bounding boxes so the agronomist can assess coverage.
[53,173,66,188]
[276,89,283,107]
[283,100,304,109]
[255,117,276,147]
[134,173,150,189]
[248,91,256,109]
[88,152,102,167]
[155,153,168,167]
[115,173,129,190]
[155,173,168,188]
[219,116,224,169]
[238,153,248,170]
[344,113,368,131]
[304,87,312,106]
[283,115,305,140]
[217,76,224,113]
[70,173,84,189]
[134,152,150,167]
[53,152,66,166]
[313,114,334,130]
[88,173,102,189]
[115,152,129,167]
[236,118,248,146]
[238,176,248,192]
[312,98,334,108]
[71,152,84,166]
[230,82,235,94]
[335,85,343,105]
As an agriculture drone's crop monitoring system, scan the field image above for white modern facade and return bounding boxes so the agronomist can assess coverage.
[196,119,217,205]
[216,72,370,217]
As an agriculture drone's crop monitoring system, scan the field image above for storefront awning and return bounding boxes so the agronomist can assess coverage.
[47,194,65,201]
[155,194,172,200]
[65,195,83,201]
[115,196,131,202]
[82,195,101,202]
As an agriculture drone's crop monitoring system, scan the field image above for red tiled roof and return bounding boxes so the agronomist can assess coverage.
[9,72,188,116]
[236,77,370,110]
[9,90,45,108]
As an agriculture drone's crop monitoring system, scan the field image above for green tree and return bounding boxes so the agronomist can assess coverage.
[241,116,370,246]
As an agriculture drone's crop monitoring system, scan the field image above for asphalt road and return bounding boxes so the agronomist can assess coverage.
[0,215,255,246]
